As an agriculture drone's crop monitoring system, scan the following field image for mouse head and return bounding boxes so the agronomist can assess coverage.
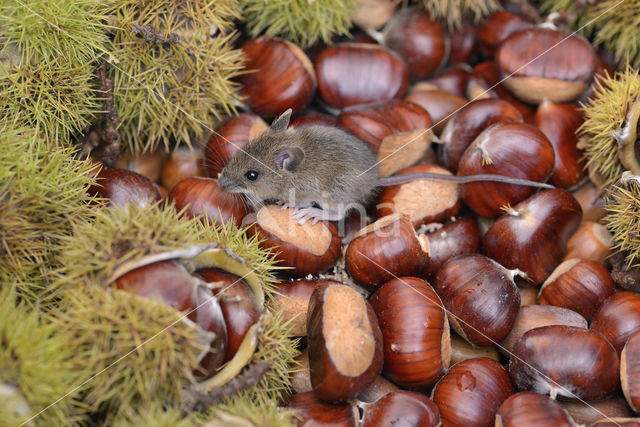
[218,109,305,201]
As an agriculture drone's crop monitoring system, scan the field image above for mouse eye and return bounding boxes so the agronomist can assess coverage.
[244,170,260,182]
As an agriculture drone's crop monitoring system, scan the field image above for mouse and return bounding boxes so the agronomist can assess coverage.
[217,109,554,225]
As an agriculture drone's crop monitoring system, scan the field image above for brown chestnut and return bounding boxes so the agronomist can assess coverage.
[161,147,204,192]
[509,325,619,400]
[439,98,523,173]
[496,392,575,427]
[418,217,481,280]
[336,99,432,177]
[434,254,521,346]
[115,149,166,183]
[285,391,358,427]
[203,113,268,178]
[344,214,428,290]
[167,177,248,228]
[497,28,597,104]
[477,11,532,58]
[458,122,555,218]
[379,7,449,80]
[561,397,632,425]
[307,282,383,403]
[482,189,583,285]
[450,333,499,365]
[499,305,588,355]
[405,88,466,134]
[565,221,613,264]
[432,358,513,427]
[534,100,586,189]
[591,292,640,355]
[621,330,640,412]
[369,277,450,388]
[88,167,162,208]
[246,206,342,278]
[375,164,461,227]
[195,268,260,362]
[315,43,409,109]
[237,36,316,117]
[538,259,614,321]
[361,391,441,427]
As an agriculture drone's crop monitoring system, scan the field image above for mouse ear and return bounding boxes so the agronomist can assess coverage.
[276,147,304,171]
[270,108,292,132]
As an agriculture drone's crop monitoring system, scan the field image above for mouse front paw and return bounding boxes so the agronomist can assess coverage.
[292,207,343,225]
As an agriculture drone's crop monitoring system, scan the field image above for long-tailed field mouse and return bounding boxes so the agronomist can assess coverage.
[218,109,553,224]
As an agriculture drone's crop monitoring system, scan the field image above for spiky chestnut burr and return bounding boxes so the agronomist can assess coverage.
[0,125,97,302]
[604,172,640,269]
[242,0,358,49]
[0,0,110,142]
[414,0,501,29]
[579,67,640,187]
[102,0,246,153]
[0,287,86,425]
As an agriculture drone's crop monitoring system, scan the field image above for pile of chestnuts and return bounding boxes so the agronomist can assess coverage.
[88,4,640,426]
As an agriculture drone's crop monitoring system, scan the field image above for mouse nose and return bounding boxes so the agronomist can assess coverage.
[218,176,237,191]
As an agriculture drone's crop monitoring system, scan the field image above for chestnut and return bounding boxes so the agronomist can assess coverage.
[203,113,268,178]
[621,330,640,412]
[87,167,162,208]
[360,391,441,427]
[237,36,316,117]
[375,164,461,227]
[336,99,432,177]
[425,64,469,98]
[114,260,228,373]
[405,88,466,134]
[369,277,450,388]
[565,221,613,264]
[195,268,260,362]
[496,392,575,427]
[269,278,336,336]
[246,206,342,278]
[378,7,449,80]
[344,214,428,290]
[356,375,400,404]
[591,292,640,355]
[449,25,477,65]
[482,189,583,285]
[561,397,632,425]
[418,216,481,281]
[439,98,522,173]
[315,43,409,109]
[291,349,312,394]
[307,282,383,403]
[591,419,640,427]
[161,147,204,192]
[289,112,337,128]
[497,28,597,104]
[114,149,166,183]
[499,305,588,355]
[167,177,248,228]
[285,391,358,427]
[351,0,399,31]
[432,358,513,427]
[476,11,532,58]
[458,122,555,218]
[571,181,607,223]
[538,259,614,321]
[466,61,536,123]
[434,254,521,346]
[509,325,620,400]
[534,100,586,189]
[450,333,499,365]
